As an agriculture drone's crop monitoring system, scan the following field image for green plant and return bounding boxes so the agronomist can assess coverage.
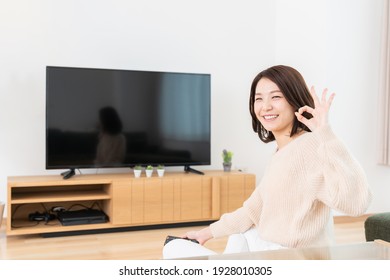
[146,165,153,170]
[134,165,142,170]
[222,149,233,163]
[157,164,165,170]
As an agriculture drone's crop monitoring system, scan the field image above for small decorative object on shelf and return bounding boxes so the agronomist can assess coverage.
[133,165,142,178]
[157,165,165,177]
[145,165,153,178]
[222,149,233,172]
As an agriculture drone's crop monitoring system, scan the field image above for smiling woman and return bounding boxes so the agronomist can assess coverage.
[249,65,315,145]
[163,65,372,259]
[254,78,297,147]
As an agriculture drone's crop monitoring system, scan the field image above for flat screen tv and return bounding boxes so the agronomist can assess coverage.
[46,66,211,178]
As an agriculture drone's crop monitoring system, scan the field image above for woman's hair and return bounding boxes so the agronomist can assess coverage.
[99,106,123,135]
[249,65,315,143]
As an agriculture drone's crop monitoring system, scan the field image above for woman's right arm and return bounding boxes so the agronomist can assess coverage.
[183,227,213,245]
[184,185,263,245]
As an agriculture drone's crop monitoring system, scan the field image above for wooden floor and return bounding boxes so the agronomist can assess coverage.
[0,217,368,260]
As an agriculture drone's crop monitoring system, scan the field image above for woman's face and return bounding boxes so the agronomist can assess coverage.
[254,78,295,138]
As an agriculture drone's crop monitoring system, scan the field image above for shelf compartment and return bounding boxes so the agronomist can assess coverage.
[9,199,111,236]
[8,218,112,236]
[11,184,110,204]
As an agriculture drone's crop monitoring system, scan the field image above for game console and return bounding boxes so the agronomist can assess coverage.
[57,209,108,226]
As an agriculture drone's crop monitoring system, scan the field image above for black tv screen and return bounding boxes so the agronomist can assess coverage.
[46,66,211,171]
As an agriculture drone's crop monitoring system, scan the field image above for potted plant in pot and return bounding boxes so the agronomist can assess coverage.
[133,165,142,178]
[145,165,154,178]
[157,164,165,177]
[222,149,233,172]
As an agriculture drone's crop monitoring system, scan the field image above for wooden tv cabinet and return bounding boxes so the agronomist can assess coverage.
[6,171,255,236]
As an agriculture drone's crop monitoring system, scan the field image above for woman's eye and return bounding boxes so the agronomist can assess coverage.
[272,96,281,99]
[255,97,262,101]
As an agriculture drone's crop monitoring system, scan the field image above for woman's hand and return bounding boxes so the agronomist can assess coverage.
[295,86,335,131]
[183,227,213,245]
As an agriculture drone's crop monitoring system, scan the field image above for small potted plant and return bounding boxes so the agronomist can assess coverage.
[157,164,165,177]
[133,165,142,178]
[222,149,233,172]
[145,165,154,178]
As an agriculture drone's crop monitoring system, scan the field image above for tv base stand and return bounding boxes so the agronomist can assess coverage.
[61,169,75,180]
[184,165,204,175]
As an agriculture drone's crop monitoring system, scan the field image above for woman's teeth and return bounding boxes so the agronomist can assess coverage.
[264,115,278,120]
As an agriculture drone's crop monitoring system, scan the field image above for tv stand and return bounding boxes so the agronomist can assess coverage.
[6,171,256,236]
[184,165,204,175]
[61,169,75,180]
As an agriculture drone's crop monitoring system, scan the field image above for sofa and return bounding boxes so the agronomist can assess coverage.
[364,213,390,242]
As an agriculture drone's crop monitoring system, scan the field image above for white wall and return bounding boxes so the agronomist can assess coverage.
[274,0,390,214]
[0,0,276,216]
[1,0,388,217]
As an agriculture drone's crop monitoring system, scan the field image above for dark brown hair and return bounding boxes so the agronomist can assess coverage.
[249,65,314,143]
[99,106,123,135]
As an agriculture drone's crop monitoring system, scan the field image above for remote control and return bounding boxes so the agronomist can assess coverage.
[164,235,199,246]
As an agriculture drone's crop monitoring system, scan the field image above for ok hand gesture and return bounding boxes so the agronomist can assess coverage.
[294,86,335,131]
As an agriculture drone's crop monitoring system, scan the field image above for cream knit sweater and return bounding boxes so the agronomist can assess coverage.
[210,125,372,248]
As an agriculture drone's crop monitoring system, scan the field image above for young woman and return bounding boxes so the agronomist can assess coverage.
[94,106,126,166]
[163,65,372,259]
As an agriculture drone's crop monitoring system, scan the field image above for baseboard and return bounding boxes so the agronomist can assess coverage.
[333,213,372,224]
[0,215,375,233]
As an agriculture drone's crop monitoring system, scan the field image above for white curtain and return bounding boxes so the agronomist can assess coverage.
[378,0,390,165]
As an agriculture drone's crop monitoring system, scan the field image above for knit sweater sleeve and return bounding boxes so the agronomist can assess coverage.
[209,185,262,238]
[306,125,372,216]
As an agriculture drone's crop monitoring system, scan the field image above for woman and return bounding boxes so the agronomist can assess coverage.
[95,106,126,166]
[163,65,372,258]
